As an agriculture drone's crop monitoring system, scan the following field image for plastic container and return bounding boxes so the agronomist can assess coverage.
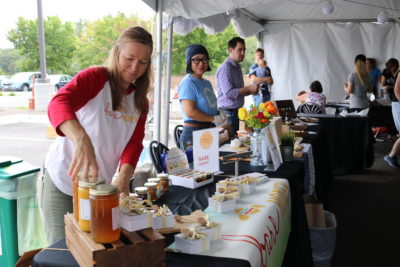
[90,184,120,243]
[0,156,40,267]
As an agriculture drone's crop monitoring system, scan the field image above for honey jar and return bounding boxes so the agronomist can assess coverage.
[157,173,170,191]
[90,184,120,243]
[134,187,148,200]
[148,178,160,188]
[144,182,158,201]
[72,178,79,221]
[78,178,104,232]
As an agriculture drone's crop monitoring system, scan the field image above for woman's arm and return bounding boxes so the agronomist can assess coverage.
[296,91,308,103]
[112,163,134,198]
[181,99,214,122]
[344,82,353,95]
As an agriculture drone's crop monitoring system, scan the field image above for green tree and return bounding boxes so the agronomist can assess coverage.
[0,48,21,74]
[171,24,258,75]
[73,13,153,71]
[7,16,76,74]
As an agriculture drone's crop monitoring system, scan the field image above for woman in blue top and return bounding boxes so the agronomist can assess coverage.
[178,44,225,150]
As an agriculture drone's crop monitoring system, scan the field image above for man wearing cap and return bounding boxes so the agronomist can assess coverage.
[178,44,226,150]
[216,37,259,137]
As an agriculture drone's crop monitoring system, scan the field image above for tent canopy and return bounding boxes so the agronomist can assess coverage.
[144,0,400,106]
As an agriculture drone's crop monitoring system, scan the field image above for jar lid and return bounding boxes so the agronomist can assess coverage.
[89,184,117,196]
[157,173,168,178]
[135,186,148,193]
[148,178,160,183]
[144,182,158,188]
[78,177,105,188]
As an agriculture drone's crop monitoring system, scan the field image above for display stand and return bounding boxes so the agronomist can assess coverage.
[220,151,252,177]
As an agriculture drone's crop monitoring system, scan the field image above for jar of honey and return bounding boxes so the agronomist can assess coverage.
[72,178,79,221]
[78,178,104,232]
[134,187,148,200]
[90,184,120,243]
[157,173,170,191]
[148,178,160,188]
[144,182,157,201]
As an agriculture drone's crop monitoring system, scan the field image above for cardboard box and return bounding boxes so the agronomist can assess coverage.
[208,198,236,213]
[174,233,210,254]
[198,225,221,242]
[241,183,257,195]
[303,194,326,228]
[152,210,174,229]
[169,174,214,189]
[120,212,153,232]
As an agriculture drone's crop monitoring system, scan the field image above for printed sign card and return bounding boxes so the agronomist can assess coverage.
[264,125,283,171]
[165,147,189,174]
[193,128,220,172]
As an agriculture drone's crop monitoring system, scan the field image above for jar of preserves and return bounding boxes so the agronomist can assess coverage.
[148,178,160,188]
[90,184,120,243]
[144,182,158,201]
[134,187,148,200]
[78,178,104,232]
[72,178,79,221]
[157,173,170,191]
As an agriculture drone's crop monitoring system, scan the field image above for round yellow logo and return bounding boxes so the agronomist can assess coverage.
[200,131,213,149]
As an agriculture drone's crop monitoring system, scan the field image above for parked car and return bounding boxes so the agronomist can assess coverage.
[0,75,10,91]
[2,72,43,92]
[48,74,73,91]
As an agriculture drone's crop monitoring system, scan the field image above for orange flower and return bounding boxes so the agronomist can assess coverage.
[261,118,269,123]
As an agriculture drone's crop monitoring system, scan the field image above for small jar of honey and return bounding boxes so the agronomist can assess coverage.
[144,182,158,201]
[157,173,170,191]
[78,178,104,232]
[90,184,120,243]
[134,187,148,200]
[72,178,79,221]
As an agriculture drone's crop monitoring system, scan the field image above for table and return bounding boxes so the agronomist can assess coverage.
[33,179,292,267]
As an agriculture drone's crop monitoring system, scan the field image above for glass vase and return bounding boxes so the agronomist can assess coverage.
[250,128,266,166]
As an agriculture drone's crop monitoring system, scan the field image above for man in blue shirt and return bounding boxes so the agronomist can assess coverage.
[249,48,274,106]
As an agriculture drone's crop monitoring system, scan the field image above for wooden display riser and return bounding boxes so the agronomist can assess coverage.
[65,213,166,267]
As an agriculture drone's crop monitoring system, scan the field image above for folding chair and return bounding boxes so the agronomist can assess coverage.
[297,103,324,114]
[174,125,184,150]
[148,140,169,173]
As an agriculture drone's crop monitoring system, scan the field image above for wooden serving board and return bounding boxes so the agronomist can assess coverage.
[65,213,165,267]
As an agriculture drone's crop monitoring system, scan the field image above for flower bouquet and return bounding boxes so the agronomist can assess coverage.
[238,101,278,129]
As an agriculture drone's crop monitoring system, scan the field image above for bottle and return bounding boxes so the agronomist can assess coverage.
[90,184,120,243]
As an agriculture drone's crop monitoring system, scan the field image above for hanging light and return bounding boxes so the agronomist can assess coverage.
[377,11,389,23]
[322,2,334,15]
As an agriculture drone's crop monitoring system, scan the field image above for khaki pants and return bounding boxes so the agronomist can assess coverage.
[38,169,72,245]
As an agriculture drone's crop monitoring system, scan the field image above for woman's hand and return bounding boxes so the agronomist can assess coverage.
[68,133,99,182]
[112,163,135,199]
[59,119,99,182]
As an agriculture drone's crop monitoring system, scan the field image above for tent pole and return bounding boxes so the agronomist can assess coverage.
[37,0,48,82]
[154,0,163,142]
[162,17,173,146]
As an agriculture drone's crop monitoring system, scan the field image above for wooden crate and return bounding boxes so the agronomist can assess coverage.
[65,213,166,267]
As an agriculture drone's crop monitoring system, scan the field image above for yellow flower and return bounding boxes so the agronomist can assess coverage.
[238,107,247,120]
[259,102,266,110]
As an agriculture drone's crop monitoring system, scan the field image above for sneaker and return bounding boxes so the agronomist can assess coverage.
[384,155,400,168]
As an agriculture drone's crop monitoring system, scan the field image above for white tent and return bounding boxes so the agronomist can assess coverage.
[143,0,400,143]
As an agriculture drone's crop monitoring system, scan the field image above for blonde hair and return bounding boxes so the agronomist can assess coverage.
[355,59,369,87]
[106,26,153,113]
[257,59,267,67]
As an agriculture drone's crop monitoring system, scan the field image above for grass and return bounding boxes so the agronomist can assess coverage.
[17,106,27,110]
[8,92,16,96]
[0,92,3,96]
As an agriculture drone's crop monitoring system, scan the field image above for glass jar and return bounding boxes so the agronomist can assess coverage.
[72,178,79,221]
[90,184,120,243]
[250,128,266,166]
[144,182,158,201]
[157,173,169,191]
[78,178,104,232]
[134,187,148,200]
[148,178,160,188]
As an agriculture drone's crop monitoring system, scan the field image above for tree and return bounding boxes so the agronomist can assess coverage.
[73,13,153,71]
[171,24,258,75]
[0,48,21,74]
[7,16,76,74]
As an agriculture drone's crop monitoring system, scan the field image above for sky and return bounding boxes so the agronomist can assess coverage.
[1,0,155,49]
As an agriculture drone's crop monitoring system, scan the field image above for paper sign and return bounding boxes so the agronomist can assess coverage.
[165,147,189,174]
[265,125,283,170]
[193,128,220,172]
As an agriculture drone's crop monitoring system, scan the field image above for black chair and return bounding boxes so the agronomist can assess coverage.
[297,103,324,114]
[149,140,169,173]
[174,125,183,150]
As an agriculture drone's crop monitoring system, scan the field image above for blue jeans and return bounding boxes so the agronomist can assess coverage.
[220,108,239,139]
[392,102,400,133]
[253,93,271,107]
[179,126,207,151]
